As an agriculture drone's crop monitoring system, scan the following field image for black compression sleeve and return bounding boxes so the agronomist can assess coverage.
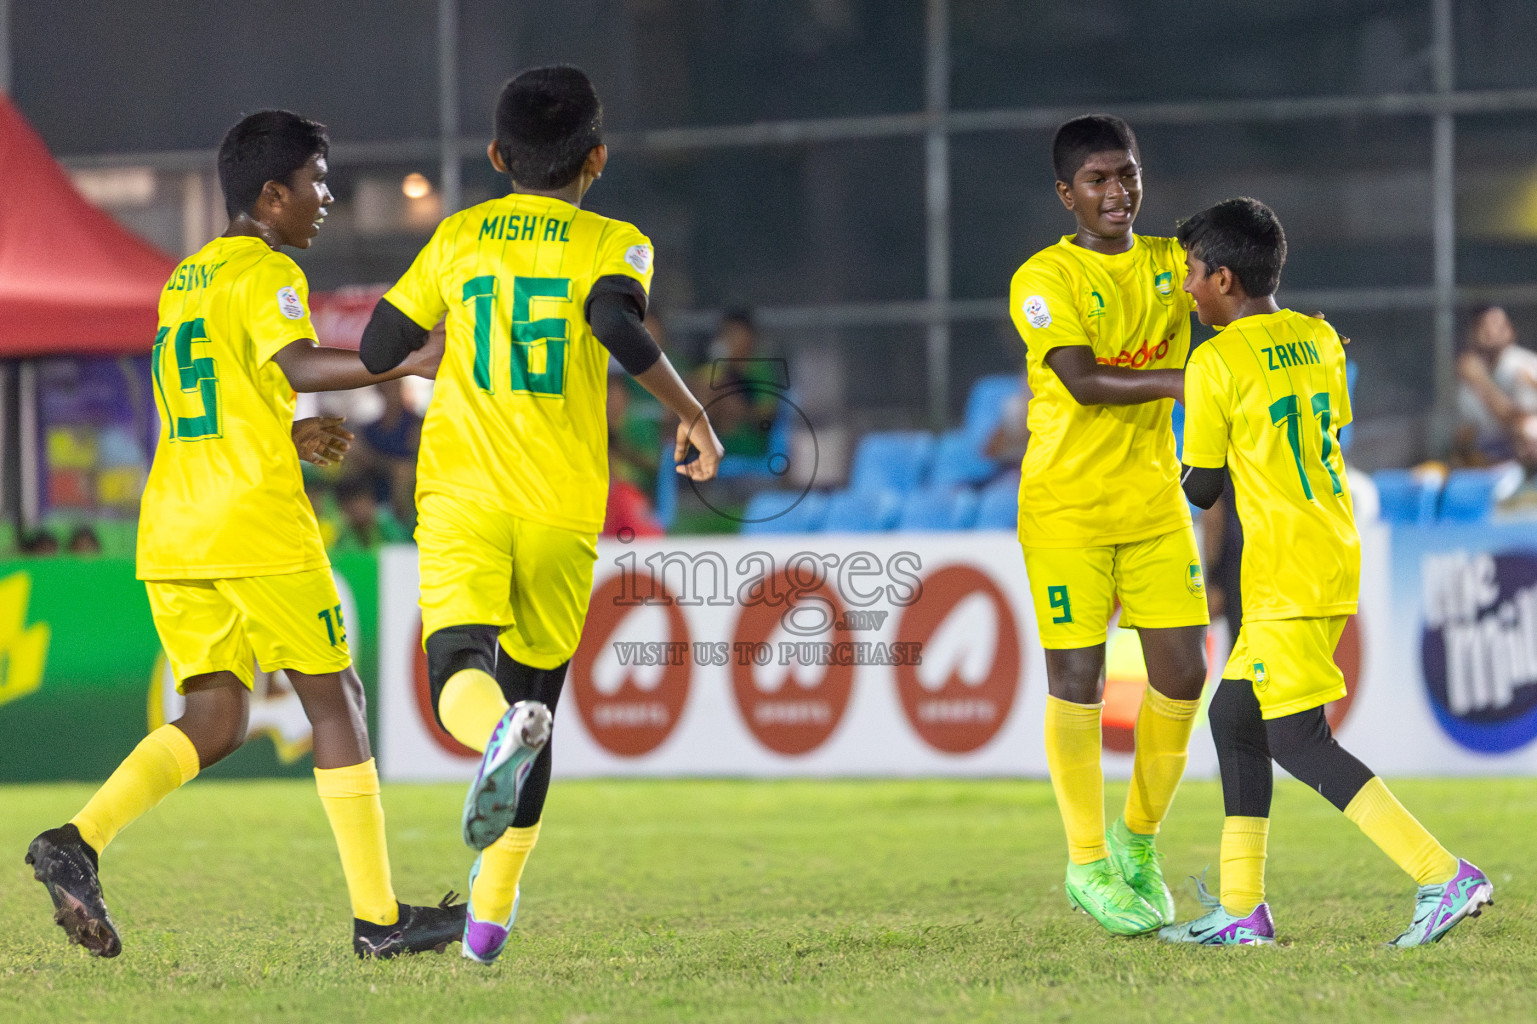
[359,298,430,374]
[1181,463,1226,509]
[585,275,662,376]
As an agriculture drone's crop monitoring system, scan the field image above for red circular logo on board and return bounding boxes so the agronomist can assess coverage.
[569,575,692,757]
[413,618,479,759]
[730,572,854,755]
[894,565,1022,753]
[1326,613,1363,731]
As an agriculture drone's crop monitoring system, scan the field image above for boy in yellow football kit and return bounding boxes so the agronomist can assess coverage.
[27,111,461,960]
[1009,115,1209,935]
[360,66,723,965]
[1164,197,1491,946]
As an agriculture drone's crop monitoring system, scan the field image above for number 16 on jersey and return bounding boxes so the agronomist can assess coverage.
[461,274,572,398]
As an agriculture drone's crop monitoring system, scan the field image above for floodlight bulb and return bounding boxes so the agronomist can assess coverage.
[402,173,432,199]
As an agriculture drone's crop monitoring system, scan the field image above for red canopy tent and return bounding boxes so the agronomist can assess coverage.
[0,94,176,357]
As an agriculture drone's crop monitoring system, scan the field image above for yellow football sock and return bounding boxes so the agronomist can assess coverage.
[471,822,541,924]
[438,668,509,754]
[1220,816,1269,916]
[1124,687,1202,835]
[70,724,200,854]
[314,758,399,927]
[1343,776,1459,886]
[1045,695,1106,865]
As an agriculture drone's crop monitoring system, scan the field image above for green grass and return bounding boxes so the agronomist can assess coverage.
[1,778,1532,1024]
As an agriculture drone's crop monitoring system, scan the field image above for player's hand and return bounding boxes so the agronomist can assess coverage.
[292,416,353,467]
[1307,310,1350,345]
[401,321,446,379]
[674,414,724,481]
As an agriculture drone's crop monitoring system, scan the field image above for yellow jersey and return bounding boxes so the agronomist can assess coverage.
[1008,234,1195,547]
[1182,309,1359,620]
[138,235,327,580]
[384,193,654,535]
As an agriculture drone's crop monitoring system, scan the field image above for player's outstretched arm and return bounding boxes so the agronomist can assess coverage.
[272,330,443,393]
[359,299,431,375]
[1045,344,1184,407]
[633,358,724,482]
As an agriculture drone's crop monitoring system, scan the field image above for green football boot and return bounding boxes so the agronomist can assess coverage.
[1105,817,1175,926]
[1064,858,1163,936]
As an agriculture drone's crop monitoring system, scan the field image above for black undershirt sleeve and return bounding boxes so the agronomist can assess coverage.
[585,275,662,377]
[1181,463,1226,510]
[359,298,430,374]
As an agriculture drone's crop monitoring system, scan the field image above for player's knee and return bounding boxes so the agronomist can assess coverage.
[496,657,570,713]
[424,625,500,726]
[1207,679,1250,748]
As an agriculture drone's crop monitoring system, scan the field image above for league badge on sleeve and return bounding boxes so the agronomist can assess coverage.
[276,286,306,321]
[624,243,654,274]
[1022,295,1052,329]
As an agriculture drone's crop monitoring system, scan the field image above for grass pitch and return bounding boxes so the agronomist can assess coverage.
[1,777,1531,1024]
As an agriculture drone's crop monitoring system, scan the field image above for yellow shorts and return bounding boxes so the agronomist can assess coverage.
[1223,615,1349,719]
[416,492,599,669]
[1022,527,1209,649]
[146,568,351,691]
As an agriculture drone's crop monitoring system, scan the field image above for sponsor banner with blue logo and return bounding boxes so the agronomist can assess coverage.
[1382,523,1537,770]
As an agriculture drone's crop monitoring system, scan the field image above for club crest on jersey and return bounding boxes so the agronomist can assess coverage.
[624,243,653,274]
[1253,660,1269,691]
[276,286,305,321]
[1185,560,1205,597]
[1022,295,1051,329]
[1153,271,1174,303]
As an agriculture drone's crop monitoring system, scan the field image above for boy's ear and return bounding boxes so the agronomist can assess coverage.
[1215,265,1239,296]
[1054,179,1075,211]
[586,144,608,179]
[487,141,509,174]
[255,179,286,215]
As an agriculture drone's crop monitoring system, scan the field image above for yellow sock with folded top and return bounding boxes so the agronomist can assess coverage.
[1045,695,1107,865]
[1124,687,1202,835]
[71,724,201,854]
[471,822,541,924]
[1344,776,1459,886]
[439,668,509,754]
[315,757,399,927]
[1219,816,1269,916]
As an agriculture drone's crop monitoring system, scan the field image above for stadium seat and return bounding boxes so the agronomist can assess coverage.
[1371,468,1441,525]
[1340,360,1359,452]
[740,489,830,534]
[898,487,980,531]
[961,374,1023,452]
[1439,466,1521,524]
[973,474,1020,530]
[1170,401,1184,461]
[927,428,1001,489]
[821,488,902,533]
[847,431,936,495]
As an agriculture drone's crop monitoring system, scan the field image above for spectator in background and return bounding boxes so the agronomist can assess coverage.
[605,364,665,539]
[67,525,102,555]
[692,309,780,457]
[332,476,410,552]
[351,377,423,529]
[18,529,59,555]
[985,371,1033,462]
[1455,306,1537,465]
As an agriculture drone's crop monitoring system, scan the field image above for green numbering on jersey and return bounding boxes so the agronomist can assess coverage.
[152,318,221,440]
[462,274,572,397]
[318,604,346,646]
[1048,585,1073,624]
[1268,392,1343,500]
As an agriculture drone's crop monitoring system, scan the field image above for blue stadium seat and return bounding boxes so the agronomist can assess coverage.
[927,428,1001,489]
[1341,360,1359,453]
[740,490,830,534]
[821,488,902,533]
[848,431,937,495]
[1372,469,1441,525]
[973,475,1019,530]
[1170,401,1184,461]
[1439,466,1519,524]
[961,374,1023,452]
[898,487,980,531]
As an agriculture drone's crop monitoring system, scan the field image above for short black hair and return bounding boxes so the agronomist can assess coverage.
[1176,197,1287,298]
[1052,114,1139,184]
[217,110,329,219]
[494,65,603,189]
